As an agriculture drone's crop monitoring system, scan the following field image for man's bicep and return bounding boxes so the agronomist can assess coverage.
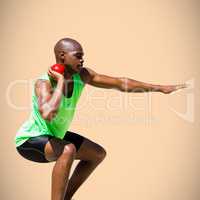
[34,80,53,109]
[85,67,123,90]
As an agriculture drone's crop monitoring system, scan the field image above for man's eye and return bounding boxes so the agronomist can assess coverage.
[75,55,82,59]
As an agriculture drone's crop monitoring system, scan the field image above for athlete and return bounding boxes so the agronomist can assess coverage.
[15,38,187,200]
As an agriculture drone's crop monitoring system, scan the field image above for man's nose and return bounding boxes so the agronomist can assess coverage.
[80,59,84,65]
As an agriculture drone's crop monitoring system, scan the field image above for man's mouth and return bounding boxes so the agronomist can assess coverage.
[77,63,83,67]
[77,64,83,71]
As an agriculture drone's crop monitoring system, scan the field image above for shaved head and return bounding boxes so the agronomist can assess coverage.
[54,38,83,55]
[53,38,84,74]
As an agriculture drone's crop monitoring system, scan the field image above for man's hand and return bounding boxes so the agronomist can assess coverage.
[48,66,64,82]
[160,83,188,94]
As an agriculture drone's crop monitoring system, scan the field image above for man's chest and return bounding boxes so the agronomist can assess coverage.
[63,81,74,98]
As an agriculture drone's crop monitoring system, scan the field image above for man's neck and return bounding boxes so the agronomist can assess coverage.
[64,66,76,80]
[64,72,73,80]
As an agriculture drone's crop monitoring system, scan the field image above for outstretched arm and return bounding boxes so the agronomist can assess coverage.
[80,67,187,94]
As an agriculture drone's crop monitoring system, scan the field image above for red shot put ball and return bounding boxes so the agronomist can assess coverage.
[51,64,65,74]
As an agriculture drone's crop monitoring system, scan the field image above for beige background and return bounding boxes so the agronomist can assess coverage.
[1,0,200,200]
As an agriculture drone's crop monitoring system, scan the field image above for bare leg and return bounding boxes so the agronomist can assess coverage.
[64,138,106,200]
[64,160,103,200]
[51,144,76,200]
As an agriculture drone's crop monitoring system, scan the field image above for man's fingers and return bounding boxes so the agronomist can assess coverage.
[175,83,188,90]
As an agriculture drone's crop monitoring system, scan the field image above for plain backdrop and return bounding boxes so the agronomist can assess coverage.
[1,0,200,200]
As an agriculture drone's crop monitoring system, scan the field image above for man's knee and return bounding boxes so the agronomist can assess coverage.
[63,143,77,157]
[44,138,77,162]
[95,145,107,162]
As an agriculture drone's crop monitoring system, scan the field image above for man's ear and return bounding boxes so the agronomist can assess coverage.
[59,51,65,59]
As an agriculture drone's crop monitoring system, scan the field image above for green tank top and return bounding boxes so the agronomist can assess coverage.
[14,72,85,147]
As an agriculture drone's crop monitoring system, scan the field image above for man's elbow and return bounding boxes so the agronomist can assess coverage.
[41,111,57,122]
[39,105,57,122]
[118,77,131,92]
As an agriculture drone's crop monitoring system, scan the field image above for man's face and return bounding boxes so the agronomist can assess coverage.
[63,50,84,73]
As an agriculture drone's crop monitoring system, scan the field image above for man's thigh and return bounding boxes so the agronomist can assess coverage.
[75,136,106,161]
[44,130,85,162]
[44,131,106,162]
[44,137,72,162]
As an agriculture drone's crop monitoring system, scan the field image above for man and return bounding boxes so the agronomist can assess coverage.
[15,38,187,200]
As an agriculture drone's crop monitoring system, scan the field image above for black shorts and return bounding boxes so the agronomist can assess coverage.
[16,130,85,163]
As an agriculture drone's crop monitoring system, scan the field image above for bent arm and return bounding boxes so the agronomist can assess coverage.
[82,67,187,94]
[35,77,64,121]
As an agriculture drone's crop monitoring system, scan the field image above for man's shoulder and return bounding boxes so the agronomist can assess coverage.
[34,73,52,90]
[79,67,93,84]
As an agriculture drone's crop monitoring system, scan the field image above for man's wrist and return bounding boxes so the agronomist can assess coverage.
[151,85,163,92]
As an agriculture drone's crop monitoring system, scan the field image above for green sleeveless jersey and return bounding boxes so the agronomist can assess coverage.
[14,72,85,147]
